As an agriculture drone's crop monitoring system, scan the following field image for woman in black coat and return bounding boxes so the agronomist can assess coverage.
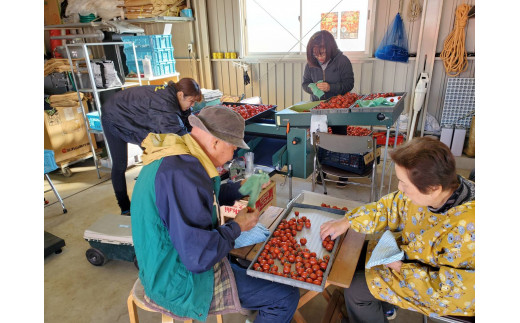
[101,78,202,214]
[302,30,354,186]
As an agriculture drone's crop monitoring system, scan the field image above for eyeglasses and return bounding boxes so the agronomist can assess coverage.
[313,51,326,58]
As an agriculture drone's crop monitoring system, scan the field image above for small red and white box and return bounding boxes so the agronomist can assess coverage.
[220,181,276,224]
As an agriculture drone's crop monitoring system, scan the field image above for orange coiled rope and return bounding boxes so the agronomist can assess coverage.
[440,4,472,76]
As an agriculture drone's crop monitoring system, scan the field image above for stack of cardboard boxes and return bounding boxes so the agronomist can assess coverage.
[44,92,96,166]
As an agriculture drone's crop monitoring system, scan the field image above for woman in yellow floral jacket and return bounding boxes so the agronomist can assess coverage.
[320,137,475,322]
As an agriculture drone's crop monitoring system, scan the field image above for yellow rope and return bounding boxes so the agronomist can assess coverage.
[440,3,472,77]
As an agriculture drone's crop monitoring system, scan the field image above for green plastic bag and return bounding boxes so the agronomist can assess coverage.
[308,80,325,99]
[355,97,395,107]
[238,173,270,208]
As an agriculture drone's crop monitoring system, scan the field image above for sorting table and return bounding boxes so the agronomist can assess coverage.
[229,203,366,323]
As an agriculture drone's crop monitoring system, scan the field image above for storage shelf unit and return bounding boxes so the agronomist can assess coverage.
[44,16,194,30]
[65,42,142,178]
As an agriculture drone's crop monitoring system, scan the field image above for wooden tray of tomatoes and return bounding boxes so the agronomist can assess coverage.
[222,102,277,124]
[310,92,363,115]
[246,203,346,292]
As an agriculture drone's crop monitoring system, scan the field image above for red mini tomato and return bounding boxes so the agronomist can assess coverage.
[320,262,328,270]
[300,238,307,245]
[305,221,311,228]
[294,211,299,216]
[326,243,334,252]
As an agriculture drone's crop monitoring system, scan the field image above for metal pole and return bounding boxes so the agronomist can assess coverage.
[379,127,391,198]
[288,164,293,201]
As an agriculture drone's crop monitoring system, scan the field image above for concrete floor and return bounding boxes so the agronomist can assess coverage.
[44,154,474,323]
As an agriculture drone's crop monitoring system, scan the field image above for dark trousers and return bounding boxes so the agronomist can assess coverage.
[343,242,393,323]
[230,262,300,323]
[101,119,131,213]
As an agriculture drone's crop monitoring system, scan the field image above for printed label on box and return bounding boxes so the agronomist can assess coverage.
[256,186,274,211]
[363,152,374,164]
[63,107,75,121]
[220,200,247,219]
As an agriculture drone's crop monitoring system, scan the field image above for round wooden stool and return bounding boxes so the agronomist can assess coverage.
[127,278,223,323]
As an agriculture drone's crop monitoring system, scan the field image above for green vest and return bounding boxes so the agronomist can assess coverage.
[131,159,221,321]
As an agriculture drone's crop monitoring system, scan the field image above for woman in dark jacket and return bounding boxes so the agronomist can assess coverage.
[101,77,202,214]
[302,30,354,185]
[302,30,355,105]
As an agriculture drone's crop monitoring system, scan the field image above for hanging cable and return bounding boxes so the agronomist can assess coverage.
[407,0,422,22]
[440,3,472,77]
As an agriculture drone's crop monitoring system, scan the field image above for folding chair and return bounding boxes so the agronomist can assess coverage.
[312,131,378,202]
[44,150,67,214]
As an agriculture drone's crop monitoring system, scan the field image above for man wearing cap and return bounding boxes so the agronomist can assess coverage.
[131,106,299,322]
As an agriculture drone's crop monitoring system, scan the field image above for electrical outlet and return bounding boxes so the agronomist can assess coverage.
[187,43,193,53]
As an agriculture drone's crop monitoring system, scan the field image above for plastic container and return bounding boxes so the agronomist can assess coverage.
[317,148,377,175]
[44,150,59,174]
[142,56,153,78]
[121,35,175,76]
[86,111,102,131]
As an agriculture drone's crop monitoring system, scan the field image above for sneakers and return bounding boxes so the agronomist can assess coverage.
[384,307,397,320]
[121,210,131,216]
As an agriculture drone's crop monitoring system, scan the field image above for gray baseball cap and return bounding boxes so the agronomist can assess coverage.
[188,105,250,149]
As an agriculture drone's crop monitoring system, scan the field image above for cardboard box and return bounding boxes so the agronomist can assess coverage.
[220,181,276,221]
[44,0,62,25]
[44,100,96,164]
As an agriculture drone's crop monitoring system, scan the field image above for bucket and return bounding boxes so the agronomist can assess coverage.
[79,13,98,22]
[180,9,193,17]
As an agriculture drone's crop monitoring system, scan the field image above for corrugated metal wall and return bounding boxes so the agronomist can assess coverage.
[201,0,475,126]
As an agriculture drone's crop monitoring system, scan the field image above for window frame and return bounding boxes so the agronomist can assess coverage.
[239,0,376,59]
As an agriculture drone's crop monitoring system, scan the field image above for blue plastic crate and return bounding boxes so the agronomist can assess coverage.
[123,47,175,74]
[44,150,59,174]
[123,47,174,63]
[121,35,172,50]
[193,98,221,113]
[86,111,102,131]
[126,59,176,77]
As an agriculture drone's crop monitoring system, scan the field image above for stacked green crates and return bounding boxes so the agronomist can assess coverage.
[121,35,176,77]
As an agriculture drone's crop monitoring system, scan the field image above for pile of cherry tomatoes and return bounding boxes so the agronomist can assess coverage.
[252,212,335,285]
[347,126,372,136]
[362,92,396,100]
[320,203,349,211]
[352,92,403,108]
[312,92,363,110]
[326,126,371,136]
[223,104,274,120]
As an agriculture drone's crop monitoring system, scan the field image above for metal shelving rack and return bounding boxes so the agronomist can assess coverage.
[65,42,142,178]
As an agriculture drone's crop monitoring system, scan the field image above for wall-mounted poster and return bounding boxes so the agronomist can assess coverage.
[320,12,339,38]
[341,11,360,39]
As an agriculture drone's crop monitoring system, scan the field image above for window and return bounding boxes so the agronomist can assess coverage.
[242,0,374,56]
